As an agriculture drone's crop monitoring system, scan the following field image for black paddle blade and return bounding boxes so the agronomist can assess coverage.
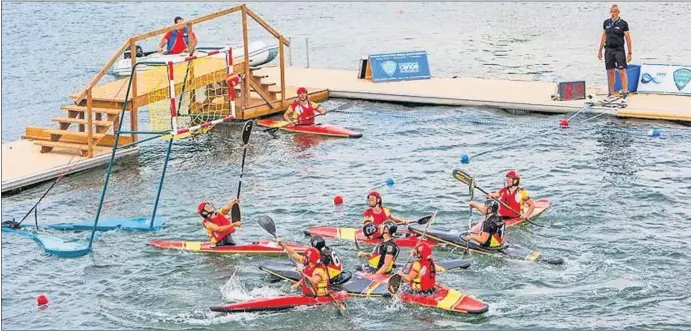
[241,120,254,145]
[230,204,241,223]
[452,169,474,186]
[387,274,402,295]
[416,215,433,225]
[256,215,277,238]
[354,237,361,252]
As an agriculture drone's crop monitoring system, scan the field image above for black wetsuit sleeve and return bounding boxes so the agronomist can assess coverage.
[482,219,497,235]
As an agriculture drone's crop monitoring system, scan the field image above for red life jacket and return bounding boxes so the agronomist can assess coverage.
[411,259,436,291]
[363,207,391,226]
[301,264,329,296]
[202,213,236,245]
[291,100,316,125]
[497,187,523,218]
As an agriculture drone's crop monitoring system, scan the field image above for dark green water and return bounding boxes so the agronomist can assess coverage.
[3,2,691,330]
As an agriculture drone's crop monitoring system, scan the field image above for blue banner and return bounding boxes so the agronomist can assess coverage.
[368,51,431,83]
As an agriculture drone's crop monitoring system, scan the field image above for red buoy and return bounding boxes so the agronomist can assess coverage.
[333,195,344,205]
[559,119,570,128]
[37,295,49,306]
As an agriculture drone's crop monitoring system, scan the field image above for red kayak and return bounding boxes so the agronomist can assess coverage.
[357,272,488,314]
[303,226,437,248]
[209,291,350,313]
[257,119,362,138]
[470,198,551,232]
[148,239,309,255]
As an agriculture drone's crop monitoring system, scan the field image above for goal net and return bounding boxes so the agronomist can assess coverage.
[142,48,240,140]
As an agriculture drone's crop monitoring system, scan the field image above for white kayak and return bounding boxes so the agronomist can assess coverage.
[110,40,278,77]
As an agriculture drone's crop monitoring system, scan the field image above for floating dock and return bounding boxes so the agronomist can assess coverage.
[3,3,690,194]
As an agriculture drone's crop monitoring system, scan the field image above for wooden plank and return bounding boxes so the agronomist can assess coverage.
[34,141,90,151]
[87,88,94,157]
[247,77,273,106]
[129,39,139,143]
[279,36,286,105]
[45,129,105,140]
[245,8,290,47]
[51,117,112,127]
[24,127,133,147]
[131,5,243,42]
[61,105,121,115]
[74,39,132,103]
[241,6,251,115]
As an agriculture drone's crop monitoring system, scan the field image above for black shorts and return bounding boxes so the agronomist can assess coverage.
[605,47,627,70]
[215,234,236,247]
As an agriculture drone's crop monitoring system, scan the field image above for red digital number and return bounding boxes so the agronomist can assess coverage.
[565,83,574,100]
[576,83,584,98]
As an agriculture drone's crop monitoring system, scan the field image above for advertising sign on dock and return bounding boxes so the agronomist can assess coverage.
[368,51,431,83]
[637,63,691,96]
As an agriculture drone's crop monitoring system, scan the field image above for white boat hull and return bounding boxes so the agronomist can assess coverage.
[110,40,278,77]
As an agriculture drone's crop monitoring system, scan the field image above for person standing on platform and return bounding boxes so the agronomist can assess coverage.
[597,4,633,101]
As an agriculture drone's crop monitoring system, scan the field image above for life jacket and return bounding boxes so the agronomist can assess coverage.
[497,187,528,218]
[411,259,436,291]
[301,264,329,296]
[290,100,316,125]
[320,248,344,279]
[363,207,391,226]
[368,239,399,273]
[481,215,505,248]
[166,27,190,53]
[202,213,236,245]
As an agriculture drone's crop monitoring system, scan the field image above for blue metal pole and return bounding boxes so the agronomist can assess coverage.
[149,137,173,229]
[88,62,142,249]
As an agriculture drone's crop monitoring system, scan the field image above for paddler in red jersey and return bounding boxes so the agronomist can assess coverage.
[283,87,326,125]
[469,170,535,222]
[395,242,437,294]
[357,221,401,275]
[279,240,330,296]
[309,236,347,285]
[362,191,411,239]
[465,200,505,248]
[197,199,243,247]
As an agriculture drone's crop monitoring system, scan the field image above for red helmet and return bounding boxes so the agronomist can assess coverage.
[368,191,382,205]
[197,202,210,214]
[506,170,520,180]
[304,247,321,264]
[506,170,521,186]
[415,242,433,260]
[297,87,308,95]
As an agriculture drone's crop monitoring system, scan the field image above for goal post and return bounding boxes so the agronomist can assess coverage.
[142,47,240,140]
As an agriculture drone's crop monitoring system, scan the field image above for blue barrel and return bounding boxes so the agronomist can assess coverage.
[613,64,641,93]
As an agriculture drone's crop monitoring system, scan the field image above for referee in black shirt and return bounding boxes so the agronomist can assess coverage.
[597,4,633,99]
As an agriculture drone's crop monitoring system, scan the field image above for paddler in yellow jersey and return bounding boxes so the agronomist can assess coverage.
[309,236,347,285]
[278,239,330,296]
[395,242,437,294]
[197,198,243,247]
[283,87,325,126]
[465,200,505,248]
[357,221,401,275]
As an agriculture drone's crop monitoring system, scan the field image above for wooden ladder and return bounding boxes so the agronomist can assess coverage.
[233,67,283,105]
[33,89,118,157]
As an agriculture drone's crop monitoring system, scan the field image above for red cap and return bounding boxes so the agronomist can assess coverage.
[197,202,209,214]
[368,191,381,199]
[304,247,321,264]
[415,242,433,259]
[506,170,520,179]
[297,87,308,94]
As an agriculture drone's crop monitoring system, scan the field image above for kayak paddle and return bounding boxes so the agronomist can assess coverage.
[452,169,544,228]
[256,215,348,316]
[354,215,432,256]
[387,211,438,295]
[263,101,355,136]
[231,120,254,223]
[466,174,476,255]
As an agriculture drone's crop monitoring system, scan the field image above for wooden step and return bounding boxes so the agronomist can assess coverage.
[45,129,106,140]
[253,74,269,79]
[61,105,121,115]
[262,82,277,87]
[249,66,262,71]
[34,140,90,153]
[52,117,113,127]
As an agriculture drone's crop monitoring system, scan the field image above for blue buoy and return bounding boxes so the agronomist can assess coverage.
[648,128,661,137]
[460,154,470,164]
[385,178,395,186]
